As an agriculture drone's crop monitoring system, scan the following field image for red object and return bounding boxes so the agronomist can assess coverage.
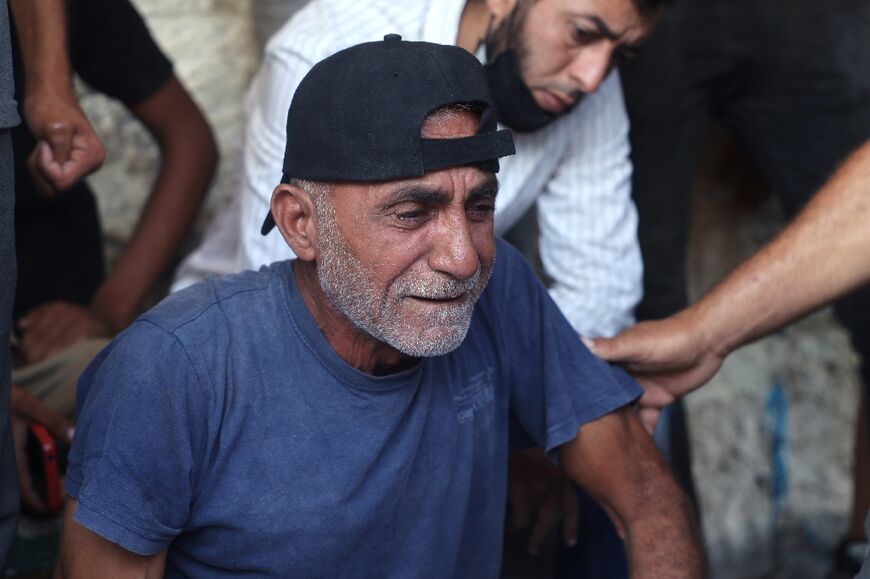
[28,422,63,513]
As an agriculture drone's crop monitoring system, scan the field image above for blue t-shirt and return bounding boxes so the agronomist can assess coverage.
[67,238,640,578]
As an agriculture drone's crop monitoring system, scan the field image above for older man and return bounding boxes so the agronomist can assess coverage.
[58,37,703,577]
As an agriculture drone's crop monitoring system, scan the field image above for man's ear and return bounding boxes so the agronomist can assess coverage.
[270,183,317,261]
[485,0,517,20]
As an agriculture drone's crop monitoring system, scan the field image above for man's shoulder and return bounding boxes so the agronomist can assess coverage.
[473,238,541,319]
[141,264,287,335]
[489,237,537,287]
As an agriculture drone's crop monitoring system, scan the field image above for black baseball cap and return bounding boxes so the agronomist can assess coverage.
[260,33,516,235]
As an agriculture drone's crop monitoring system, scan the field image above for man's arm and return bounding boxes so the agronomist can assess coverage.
[58,499,166,579]
[9,0,104,193]
[18,76,217,363]
[560,406,707,578]
[587,139,870,430]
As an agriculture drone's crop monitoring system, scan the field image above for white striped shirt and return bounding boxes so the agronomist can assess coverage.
[173,0,642,338]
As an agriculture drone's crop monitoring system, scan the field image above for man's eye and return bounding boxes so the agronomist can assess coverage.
[467,204,495,221]
[572,27,597,45]
[394,209,430,225]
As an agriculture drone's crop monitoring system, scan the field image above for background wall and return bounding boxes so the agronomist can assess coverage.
[75,3,861,577]
[684,133,861,577]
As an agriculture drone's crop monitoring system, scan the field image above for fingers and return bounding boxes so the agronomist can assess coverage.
[18,302,107,364]
[26,142,59,197]
[638,407,661,435]
[507,479,532,533]
[581,334,618,360]
[42,411,75,445]
[12,417,47,514]
[561,479,579,548]
[527,492,559,555]
[19,303,73,364]
[45,123,73,166]
[24,91,106,193]
[30,131,105,193]
[65,128,105,183]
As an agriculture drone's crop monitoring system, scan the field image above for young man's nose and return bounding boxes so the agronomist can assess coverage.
[567,44,613,94]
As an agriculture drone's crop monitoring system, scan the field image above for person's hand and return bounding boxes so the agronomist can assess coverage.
[583,309,726,433]
[10,387,74,514]
[23,92,104,196]
[506,448,579,555]
[12,413,48,513]
[17,301,113,365]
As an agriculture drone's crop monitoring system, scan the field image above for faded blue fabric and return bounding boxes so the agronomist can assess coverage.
[0,0,18,129]
[67,238,640,578]
[0,129,17,569]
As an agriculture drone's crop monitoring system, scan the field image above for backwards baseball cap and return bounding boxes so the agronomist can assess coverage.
[260,33,516,235]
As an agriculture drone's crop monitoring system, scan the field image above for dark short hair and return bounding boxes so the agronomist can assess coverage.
[633,0,672,17]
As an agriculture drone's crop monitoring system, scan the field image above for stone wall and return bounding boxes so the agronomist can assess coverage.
[685,134,860,578]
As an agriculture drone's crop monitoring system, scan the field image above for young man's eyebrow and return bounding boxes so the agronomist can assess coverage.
[578,14,621,41]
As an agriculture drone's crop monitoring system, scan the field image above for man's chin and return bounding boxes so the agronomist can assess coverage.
[386,323,471,358]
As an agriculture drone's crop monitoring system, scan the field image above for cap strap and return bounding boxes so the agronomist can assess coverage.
[420,129,515,173]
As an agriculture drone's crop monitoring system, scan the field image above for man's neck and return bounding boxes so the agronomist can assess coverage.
[291,261,418,376]
[456,0,491,54]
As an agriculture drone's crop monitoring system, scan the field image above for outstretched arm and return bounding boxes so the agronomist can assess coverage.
[560,406,707,578]
[18,76,217,363]
[88,76,217,330]
[587,139,870,430]
[9,0,104,193]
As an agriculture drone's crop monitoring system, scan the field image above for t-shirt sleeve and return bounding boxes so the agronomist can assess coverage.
[67,0,173,106]
[485,239,642,454]
[66,320,208,555]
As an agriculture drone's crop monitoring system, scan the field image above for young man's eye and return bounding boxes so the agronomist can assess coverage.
[572,27,598,45]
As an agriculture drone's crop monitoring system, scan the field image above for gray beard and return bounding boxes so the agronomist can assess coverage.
[314,199,490,357]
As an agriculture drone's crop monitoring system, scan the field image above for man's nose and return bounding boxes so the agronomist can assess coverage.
[427,214,480,281]
[567,43,613,94]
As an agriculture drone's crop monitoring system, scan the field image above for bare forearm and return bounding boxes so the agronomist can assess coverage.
[561,409,707,577]
[692,140,870,356]
[9,0,73,99]
[623,483,706,578]
[92,78,217,329]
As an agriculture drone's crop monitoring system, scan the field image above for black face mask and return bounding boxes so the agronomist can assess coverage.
[483,48,559,133]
